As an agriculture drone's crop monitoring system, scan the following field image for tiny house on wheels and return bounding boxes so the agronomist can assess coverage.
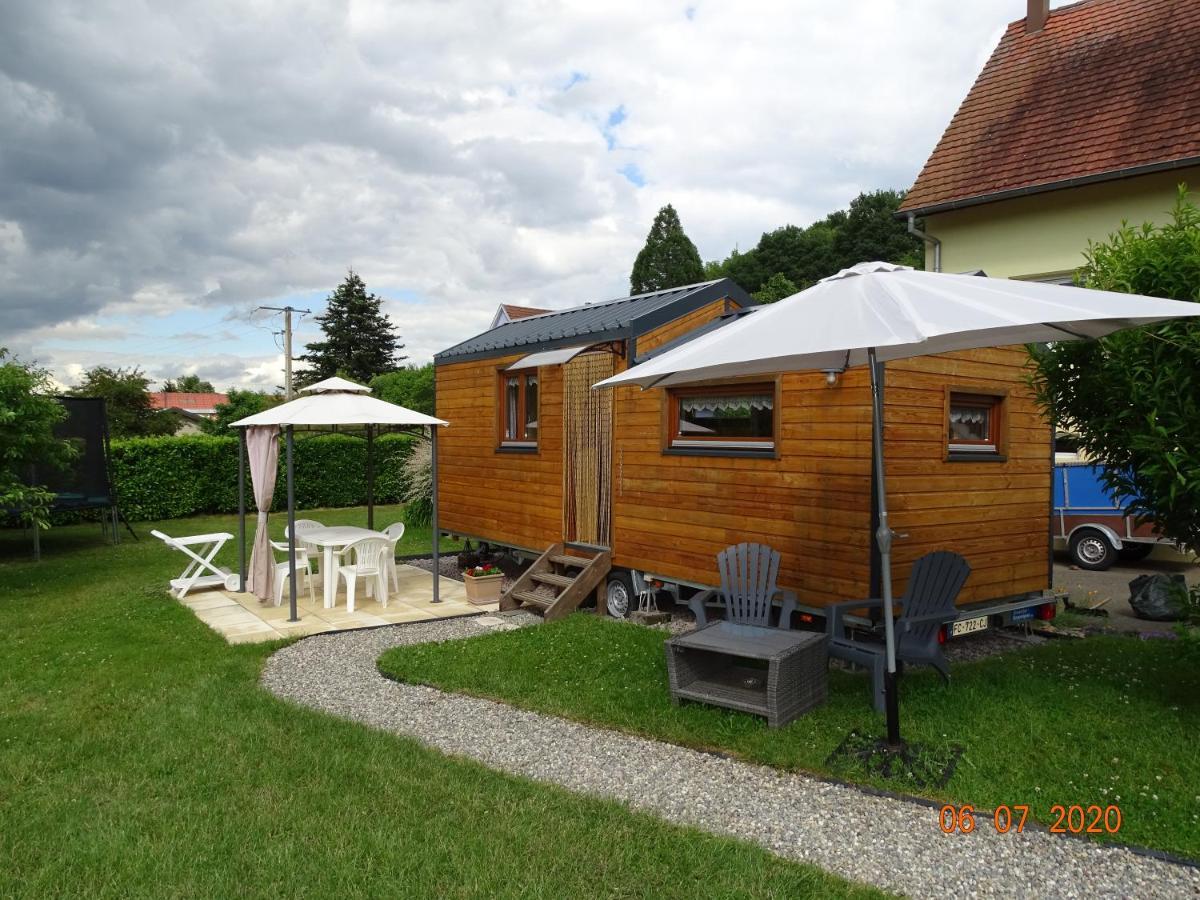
[433,278,1056,636]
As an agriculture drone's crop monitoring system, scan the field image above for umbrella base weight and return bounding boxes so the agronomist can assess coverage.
[826,730,965,790]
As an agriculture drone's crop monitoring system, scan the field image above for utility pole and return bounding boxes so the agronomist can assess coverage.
[257,305,311,399]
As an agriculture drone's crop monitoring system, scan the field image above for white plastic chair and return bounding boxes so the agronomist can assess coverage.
[283,519,324,573]
[271,541,315,607]
[382,522,406,592]
[337,537,391,613]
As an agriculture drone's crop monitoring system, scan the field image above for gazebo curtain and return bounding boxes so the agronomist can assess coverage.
[245,426,279,602]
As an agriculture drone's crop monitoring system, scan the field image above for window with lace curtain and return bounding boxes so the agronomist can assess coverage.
[499,371,538,447]
[948,391,1003,455]
[667,383,776,453]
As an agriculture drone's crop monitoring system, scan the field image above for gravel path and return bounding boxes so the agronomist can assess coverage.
[261,616,1199,899]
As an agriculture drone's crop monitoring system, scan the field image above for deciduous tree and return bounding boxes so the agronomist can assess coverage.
[69,366,177,437]
[371,364,434,416]
[0,349,74,527]
[1031,186,1200,549]
[200,389,283,435]
[162,374,216,393]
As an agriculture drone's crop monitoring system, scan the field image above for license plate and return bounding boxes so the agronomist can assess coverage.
[951,615,989,637]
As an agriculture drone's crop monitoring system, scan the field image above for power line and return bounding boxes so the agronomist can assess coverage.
[256,306,311,400]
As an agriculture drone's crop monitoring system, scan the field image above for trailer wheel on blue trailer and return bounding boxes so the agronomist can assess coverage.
[1054,458,1175,571]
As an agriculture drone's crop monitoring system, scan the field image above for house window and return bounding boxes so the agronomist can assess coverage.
[500,371,538,446]
[668,384,775,452]
[948,392,1003,455]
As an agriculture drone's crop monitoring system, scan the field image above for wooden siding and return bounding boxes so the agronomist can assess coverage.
[612,342,1050,608]
[436,306,1051,612]
[635,297,734,355]
[436,354,564,551]
[882,346,1051,605]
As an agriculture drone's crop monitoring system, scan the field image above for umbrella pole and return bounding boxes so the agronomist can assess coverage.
[431,425,440,604]
[238,429,246,592]
[366,425,375,530]
[868,347,901,746]
[286,425,299,623]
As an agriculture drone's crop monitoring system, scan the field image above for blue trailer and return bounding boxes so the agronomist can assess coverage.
[1053,459,1170,570]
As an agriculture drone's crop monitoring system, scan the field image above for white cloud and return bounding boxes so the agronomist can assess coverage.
[0,0,1074,384]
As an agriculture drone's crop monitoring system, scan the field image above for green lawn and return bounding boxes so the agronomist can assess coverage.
[0,511,878,898]
[380,614,1200,859]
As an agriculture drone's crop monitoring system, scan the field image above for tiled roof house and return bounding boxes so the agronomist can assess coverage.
[900,0,1200,280]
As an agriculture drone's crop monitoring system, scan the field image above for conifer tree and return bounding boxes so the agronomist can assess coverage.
[299,271,405,384]
[630,204,705,294]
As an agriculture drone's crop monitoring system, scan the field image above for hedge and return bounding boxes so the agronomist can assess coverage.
[105,433,418,522]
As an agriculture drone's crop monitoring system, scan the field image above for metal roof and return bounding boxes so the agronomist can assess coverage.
[434,279,753,364]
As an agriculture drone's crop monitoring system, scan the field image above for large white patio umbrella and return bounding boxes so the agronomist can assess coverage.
[595,261,1200,743]
[232,376,448,623]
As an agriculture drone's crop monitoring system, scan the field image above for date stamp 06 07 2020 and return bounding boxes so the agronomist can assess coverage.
[939,804,1123,836]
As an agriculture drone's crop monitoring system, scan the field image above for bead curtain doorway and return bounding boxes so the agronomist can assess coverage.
[562,351,614,547]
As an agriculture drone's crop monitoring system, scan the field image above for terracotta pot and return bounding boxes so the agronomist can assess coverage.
[463,572,504,605]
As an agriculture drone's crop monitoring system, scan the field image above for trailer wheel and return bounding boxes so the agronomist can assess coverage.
[1118,543,1154,563]
[1068,529,1116,571]
[605,572,636,619]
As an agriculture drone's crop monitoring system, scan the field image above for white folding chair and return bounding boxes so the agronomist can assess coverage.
[271,540,315,607]
[150,529,238,598]
[337,537,391,613]
[382,522,406,592]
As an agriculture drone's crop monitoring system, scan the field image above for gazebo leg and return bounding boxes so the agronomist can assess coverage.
[237,428,246,592]
[431,425,440,604]
[286,425,299,623]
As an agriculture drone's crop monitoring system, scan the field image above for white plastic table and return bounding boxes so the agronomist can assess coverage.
[297,526,388,608]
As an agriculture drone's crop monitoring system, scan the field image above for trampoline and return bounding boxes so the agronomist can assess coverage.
[25,397,134,559]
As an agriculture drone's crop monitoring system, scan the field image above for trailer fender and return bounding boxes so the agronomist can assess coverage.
[1065,522,1123,551]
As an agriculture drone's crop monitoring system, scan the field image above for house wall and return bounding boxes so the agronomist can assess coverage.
[923,166,1200,279]
[436,354,564,551]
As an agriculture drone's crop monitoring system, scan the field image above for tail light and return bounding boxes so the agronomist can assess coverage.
[799,613,815,624]
[937,626,947,644]
[1036,601,1057,621]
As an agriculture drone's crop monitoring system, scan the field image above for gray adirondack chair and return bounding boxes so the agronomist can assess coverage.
[825,550,970,711]
[687,542,798,630]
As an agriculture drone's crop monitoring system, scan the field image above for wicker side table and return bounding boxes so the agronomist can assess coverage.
[665,622,827,728]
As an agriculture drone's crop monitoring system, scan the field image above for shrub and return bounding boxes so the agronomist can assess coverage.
[401,439,433,527]
[105,432,417,521]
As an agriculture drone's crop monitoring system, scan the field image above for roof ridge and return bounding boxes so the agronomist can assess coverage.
[489,278,726,328]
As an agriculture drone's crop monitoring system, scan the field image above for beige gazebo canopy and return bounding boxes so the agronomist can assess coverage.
[231,377,448,622]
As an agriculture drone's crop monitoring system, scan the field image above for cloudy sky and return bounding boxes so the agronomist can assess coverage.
[0,0,1069,391]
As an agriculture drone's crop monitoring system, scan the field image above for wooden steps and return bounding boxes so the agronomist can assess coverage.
[531,572,574,588]
[499,542,612,621]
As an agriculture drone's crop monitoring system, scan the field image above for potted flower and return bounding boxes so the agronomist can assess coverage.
[463,563,504,604]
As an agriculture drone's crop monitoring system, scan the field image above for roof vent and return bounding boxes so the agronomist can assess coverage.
[1026,0,1049,33]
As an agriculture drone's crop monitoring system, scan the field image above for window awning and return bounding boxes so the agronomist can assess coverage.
[505,344,593,371]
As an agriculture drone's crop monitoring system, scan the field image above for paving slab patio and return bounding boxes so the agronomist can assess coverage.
[177,563,492,643]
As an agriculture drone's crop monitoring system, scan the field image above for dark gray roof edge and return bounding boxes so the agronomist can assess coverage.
[434,278,753,365]
[897,154,1200,219]
[636,305,758,364]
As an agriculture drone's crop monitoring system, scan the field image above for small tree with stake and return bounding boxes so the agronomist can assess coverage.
[299,271,406,385]
[1031,186,1200,551]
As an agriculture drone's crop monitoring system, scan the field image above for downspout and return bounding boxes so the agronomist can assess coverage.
[907,212,941,273]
